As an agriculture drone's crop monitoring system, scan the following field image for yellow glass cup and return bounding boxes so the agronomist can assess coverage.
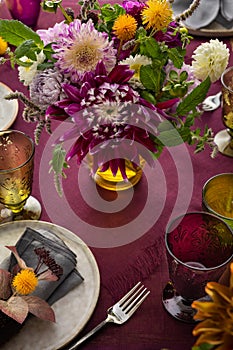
[202,173,233,229]
[0,130,35,214]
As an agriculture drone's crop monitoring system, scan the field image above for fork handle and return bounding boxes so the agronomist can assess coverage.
[67,318,111,349]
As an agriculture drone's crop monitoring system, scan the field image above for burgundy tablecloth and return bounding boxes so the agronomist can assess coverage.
[0,2,233,350]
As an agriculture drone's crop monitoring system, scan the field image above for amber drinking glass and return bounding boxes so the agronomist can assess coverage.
[162,212,233,323]
[214,66,233,157]
[0,130,41,222]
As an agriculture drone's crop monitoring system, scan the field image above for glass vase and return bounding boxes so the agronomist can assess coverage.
[88,157,144,191]
[5,0,41,28]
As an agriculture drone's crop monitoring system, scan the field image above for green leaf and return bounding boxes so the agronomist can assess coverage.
[169,70,178,80]
[176,77,211,116]
[37,62,54,70]
[157,120,184,147]
[136,26,147,40]
[43,43,55,60]
[178,126,193,144]
[50,143,67,175]
[140,90,156,105]
[140,65,163,93]
[140,37,161,58]
[184,114,195,127]
[100,3,125,21]
[14,40,38,61]
[180,70,188,81]
[0,19,43,47]
[168,47,186,69]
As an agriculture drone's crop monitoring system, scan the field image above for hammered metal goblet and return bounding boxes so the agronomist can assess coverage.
[162,212,233,323]
[202,173,233,229]
[0,130,41,222]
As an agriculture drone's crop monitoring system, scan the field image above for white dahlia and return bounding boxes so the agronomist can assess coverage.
[191,39,230,83]
[18,51,46,86]
[120,54,152,88]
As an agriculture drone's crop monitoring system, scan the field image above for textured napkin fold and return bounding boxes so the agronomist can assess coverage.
[221,0,233,21]
[1,227,84,305]
[172,0,233,29]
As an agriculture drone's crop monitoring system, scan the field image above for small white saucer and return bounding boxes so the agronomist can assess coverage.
[0,82,18,130]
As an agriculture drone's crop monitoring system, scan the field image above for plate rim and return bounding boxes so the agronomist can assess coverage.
[186,23,233,37]
[0,220,100,350]
[0,82,19,130]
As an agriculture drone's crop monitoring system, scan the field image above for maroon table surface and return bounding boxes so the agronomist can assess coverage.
[0,2,233,350]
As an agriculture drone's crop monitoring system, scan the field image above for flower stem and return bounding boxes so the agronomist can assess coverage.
[58,4,73,23]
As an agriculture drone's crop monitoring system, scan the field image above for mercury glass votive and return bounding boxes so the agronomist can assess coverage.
[202,173,233,229]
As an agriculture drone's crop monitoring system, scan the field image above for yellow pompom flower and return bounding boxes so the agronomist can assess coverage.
[142,0,173,32]
[0,36,8,55]
[112,14,137,41]
[12,269,38,295]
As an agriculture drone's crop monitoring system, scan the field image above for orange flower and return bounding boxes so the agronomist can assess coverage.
[12,269,38,295]
[112,14,137,41]
[192,263,233,349]
[0,36,7,55]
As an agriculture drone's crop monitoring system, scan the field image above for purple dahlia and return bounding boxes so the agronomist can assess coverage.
[46,62,162,178]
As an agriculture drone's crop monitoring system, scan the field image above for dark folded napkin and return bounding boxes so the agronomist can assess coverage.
[0,227,84,305]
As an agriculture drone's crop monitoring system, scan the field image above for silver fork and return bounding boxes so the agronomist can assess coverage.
[201,91,222,111]
[67,281,150,349]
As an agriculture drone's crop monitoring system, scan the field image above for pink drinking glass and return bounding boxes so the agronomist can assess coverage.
[162,212,233,323]
[5,0,41,28]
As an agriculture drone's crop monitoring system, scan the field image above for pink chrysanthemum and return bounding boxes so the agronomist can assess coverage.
[37,21,68,46]
[44,19,117,83]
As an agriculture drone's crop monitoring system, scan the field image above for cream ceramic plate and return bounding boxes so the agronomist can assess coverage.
[0,82,18,130]
[0,220,100,350]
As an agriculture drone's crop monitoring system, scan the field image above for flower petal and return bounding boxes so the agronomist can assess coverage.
[5,246,33,271]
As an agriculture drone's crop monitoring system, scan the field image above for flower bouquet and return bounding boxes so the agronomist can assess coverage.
[0,0,230,192]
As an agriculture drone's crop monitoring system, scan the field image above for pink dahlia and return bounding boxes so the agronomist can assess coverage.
[37,21,68,46]
[41,19,117,83]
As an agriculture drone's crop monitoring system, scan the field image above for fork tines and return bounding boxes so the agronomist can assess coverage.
[119,281,150,316]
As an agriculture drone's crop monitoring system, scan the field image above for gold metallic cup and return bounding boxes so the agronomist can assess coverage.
[202,173,233,229]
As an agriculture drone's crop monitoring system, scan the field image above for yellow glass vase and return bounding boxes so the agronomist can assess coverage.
[88,157,144,191]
